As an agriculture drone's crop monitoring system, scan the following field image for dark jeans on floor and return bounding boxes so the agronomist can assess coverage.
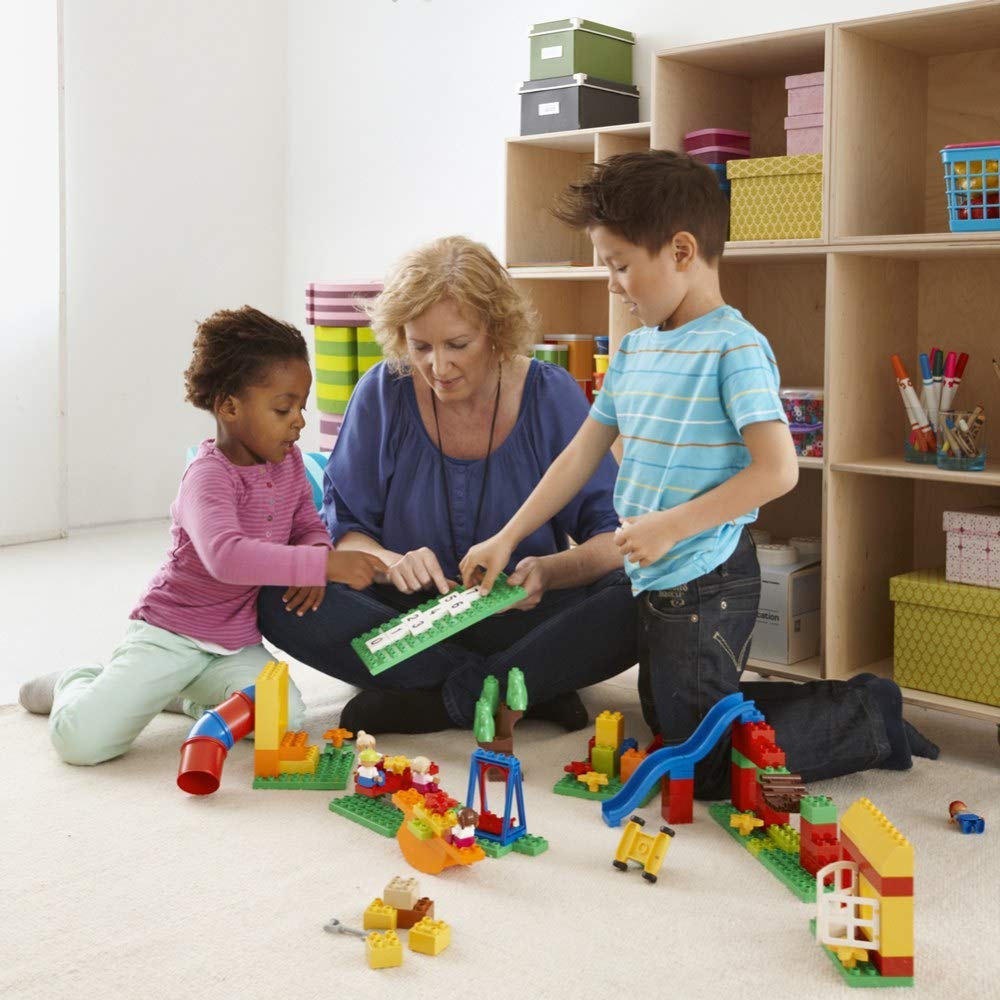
[639,527,890,800]
[258,569,638,727]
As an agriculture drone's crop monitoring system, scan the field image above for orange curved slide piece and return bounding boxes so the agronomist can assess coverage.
[392,791,485,875]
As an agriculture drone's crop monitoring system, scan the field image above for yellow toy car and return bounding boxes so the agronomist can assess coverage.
[612,814,675,883]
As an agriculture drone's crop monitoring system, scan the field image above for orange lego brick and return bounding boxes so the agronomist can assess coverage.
[322,727,353,749]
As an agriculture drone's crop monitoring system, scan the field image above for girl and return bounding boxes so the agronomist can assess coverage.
[20,305,384,765]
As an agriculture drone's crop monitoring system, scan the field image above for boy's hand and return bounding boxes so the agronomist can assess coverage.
[326,550,387,590]
[615,511,681,568]
[460,533,514,595]
[502,555,549,611]
[385,547,454,595]
[282,585,326,616]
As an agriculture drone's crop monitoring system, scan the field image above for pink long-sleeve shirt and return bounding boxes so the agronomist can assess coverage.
[130,440,331,649]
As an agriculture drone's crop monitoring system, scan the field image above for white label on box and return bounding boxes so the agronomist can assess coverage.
[538,101,560,117]
[541,45,563,59]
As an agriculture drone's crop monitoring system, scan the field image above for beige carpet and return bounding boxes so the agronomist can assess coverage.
[3,664,999,1000]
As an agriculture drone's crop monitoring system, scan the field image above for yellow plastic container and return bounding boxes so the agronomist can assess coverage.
[889,568,1000,706]
[594,353,609,374]
[726,153,822,241]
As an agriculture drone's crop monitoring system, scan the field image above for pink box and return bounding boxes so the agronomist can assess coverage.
[785,71,824,116]
[944,506,1000,589]
[785,112,824,155]
[683,128,750,154]
[687,144,750,165]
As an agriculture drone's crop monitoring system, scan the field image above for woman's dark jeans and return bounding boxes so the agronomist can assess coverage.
[259,569,638,727]
[639,528,890,799]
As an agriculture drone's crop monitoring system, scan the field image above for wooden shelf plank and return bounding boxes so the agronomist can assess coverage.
[901,686,1000,724]
[506,122,650,152]
[831,456,1000,488]
[831,231,1000,258]
[798,456,823,470]
[746,657,823,682]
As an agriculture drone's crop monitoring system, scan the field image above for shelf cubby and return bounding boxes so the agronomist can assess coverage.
[511,277,609,340]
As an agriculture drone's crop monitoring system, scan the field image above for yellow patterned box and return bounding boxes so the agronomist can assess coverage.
[889,568,1000,706]
[726,153,822,241]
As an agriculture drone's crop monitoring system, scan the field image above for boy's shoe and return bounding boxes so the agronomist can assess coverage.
[18,667,186,716]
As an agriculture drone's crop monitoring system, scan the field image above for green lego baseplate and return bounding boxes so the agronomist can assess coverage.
[808,919,914,988]
[709,802,831,903]
[253,744,354,791]
[328,792,404,837]
[474,832,549,859]
[552,772,659,806]
[351,573,527,675]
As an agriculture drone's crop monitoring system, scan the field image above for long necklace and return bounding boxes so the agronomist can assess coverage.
[431,364,502,567]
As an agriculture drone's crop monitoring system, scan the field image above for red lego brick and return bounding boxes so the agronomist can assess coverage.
[422,790,458,816]
[644,733,665,754]
[872,954,914,978]
[731,761,757,812]
[564,760,592,776]
[662,776,694,825]
[478,811,502,836]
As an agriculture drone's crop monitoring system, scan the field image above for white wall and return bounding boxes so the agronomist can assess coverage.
[62,0,288,526]
[0,1,63,545]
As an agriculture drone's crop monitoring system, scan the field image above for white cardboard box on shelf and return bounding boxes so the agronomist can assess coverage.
[751,555,821,664]
[943,506,1000,589]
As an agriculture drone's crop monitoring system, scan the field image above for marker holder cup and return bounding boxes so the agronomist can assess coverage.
[936,409,986,472]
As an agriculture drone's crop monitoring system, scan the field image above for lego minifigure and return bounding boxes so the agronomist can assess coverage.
[410,755,439,794]
[450,807,479,848]
[949,799,985,834]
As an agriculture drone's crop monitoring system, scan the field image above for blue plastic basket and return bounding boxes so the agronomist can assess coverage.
[941,142,1000,232]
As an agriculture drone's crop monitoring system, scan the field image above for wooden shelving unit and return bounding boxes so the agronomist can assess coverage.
[503,0,1000,723]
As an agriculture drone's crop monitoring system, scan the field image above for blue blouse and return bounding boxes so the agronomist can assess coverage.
[323,360,620,579]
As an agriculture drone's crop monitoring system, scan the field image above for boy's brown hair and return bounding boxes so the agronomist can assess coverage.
[552,149,730,263]
[184,306,309,412]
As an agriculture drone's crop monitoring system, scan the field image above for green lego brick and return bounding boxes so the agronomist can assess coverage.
[808,920,914,988]
[766,823,801,855]
[352,573,527,676]
[760,765,791,777]
[590,743,618,778]
[731,747,757,770]
[512,833,549,856]
[552,772,657,806]
[475,836,515,858]
[408,817,435,840]
[253,744,354,791]
[328,792,403,838]
[709,802,830,903]
[801,794,838,824]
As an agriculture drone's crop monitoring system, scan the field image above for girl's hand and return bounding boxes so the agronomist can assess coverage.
[503,555,549,611]
[326,550,387,590]
[385,547,453,595]
[282,585,326,616]
[614,511,681,568]
[460,533,515,595]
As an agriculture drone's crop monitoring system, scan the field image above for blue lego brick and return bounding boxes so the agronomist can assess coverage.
[352,574,527,675]
[252,744,354,791]
[328,792,403,837]
[808,920,914,988]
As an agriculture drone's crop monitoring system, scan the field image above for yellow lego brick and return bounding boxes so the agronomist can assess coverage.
[413,802,455,837]
[382,755,410,775]
[278,745,319,775]
[730,812,764,837]
[577,771,609,793]
[595,710,624,749]
[383,876,419,911]
[840,798,914,880]
[253,661,288,751]
[366,930,403,969]
[363,899,398,931]
[860,874,914,957]
[409,917,451,956]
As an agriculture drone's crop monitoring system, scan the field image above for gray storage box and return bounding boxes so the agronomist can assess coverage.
[751,556,821,664]
[519,74,639,136]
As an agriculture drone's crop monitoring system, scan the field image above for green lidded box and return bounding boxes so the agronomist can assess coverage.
[889,568,1000,706]
[529,18,635,86]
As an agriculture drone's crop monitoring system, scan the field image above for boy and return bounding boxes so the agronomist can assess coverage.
[461,150,799,798]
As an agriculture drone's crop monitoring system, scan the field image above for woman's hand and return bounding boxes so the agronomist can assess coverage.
[614,510,681,568]
[503,555,550,611]
[385,547,453,595]
[282,585,326,616]
[326,550,387,590]
[459,533,514,594]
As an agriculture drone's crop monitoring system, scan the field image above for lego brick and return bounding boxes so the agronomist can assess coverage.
[475,836,514,858]
[590,743,618,778]
[366,930,403,969]
[766,823,800,855]
[839,798,914,881]
[552,772,658,805]
[595,710,624,749]
[328,792,404,837]
[254,744,354,790]
[363,899,398,931]
[859,874,914,957]
[731,759,758,813]
[352,573,527,675]
[253,748,281,778]
[872,954,914,978]
[254,660,289,751]
[512,833,549,856]
[662,776,693,825]
[619,748,646,784]
[278,729,313,760]
[322,727,353,748]
[409,917,451,956]
[730,746,757,770]
[277,744,320,774]
[808,920,914,988]
[383,876,419,911]
[396,897,434,930]
[801,794,838,825]
[841,833,915,896]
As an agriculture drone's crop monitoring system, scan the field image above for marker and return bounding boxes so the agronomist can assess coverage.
[919,352,936,429]
[891,355,935,450]
[931,349,945,431]
[939,351,959,414]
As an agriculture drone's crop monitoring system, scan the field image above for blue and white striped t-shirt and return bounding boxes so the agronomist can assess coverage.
[590,305,787,593]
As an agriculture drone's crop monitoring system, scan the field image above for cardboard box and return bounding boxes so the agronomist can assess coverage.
[519,74,639,136]
[726,153,822,241]
[529,18,635,86]
[890,568,1000,705]
[943,506,1000,589]
[752,556,821,664]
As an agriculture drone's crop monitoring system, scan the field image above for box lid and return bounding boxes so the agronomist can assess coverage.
[519,74,639,97]
[890,567,1000,616]
[943,506,1000,537]
[726,153,822,180]
[785,71,824,90]
[784,113,824,130]
[530,19,635,44]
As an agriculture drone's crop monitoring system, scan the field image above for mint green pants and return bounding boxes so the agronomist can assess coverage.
[49,619,305,766]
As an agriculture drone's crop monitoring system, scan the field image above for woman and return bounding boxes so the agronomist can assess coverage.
[258,236,636,733]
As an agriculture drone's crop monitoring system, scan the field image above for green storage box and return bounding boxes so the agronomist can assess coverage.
[889,568,1000,706]
[529,18,635,85]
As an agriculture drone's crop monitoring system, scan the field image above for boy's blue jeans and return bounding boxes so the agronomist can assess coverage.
[638,527,891,799]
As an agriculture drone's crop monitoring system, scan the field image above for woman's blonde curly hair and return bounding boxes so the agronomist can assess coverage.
[362,236,538,373]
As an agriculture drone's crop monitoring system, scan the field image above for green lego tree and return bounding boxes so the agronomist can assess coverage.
[506,667,528,712]
[480,674,500,717]
[473,697,495,742]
